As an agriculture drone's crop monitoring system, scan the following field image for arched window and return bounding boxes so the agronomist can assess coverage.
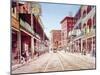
[87,6,92,14]
[83,23,86,34]
[87,19,92,29]
[83,10,86,18]
[83,23,86,28]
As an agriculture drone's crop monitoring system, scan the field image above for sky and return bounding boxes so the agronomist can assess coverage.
[39,2,80,39]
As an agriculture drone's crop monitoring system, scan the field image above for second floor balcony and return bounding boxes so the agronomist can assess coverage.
[82,25,95,35]
[20,18,34,34]
[68,29,83,39]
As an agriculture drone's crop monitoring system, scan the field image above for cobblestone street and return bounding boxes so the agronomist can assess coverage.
[12,51,95,74]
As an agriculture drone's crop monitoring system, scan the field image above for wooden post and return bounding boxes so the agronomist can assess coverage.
[17,31,21,63]
[30,2,34,59]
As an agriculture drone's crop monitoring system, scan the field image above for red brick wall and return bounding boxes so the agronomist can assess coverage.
[51,30,61,49]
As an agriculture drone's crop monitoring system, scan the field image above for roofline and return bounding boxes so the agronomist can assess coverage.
[74,6,82,17]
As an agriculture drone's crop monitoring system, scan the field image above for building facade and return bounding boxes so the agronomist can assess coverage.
[11,1,49,67]
[50,30,62,51]
[67,6,96,56]
[60,17,76,50]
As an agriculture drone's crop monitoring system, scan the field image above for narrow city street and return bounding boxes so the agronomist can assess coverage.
[11,1,96,74]
[12,51,95,74]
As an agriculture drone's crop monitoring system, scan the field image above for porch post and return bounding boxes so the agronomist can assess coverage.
[17,31,21,63]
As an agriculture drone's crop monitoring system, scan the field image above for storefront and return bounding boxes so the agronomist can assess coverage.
[87,38,92,53]
[82,39,87,55]
[12,30,20,65]
[21,31,32,62]
[34,38,40,56]
[12,14,20,65]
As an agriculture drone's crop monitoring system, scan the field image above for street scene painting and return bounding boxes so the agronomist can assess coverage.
[11,0,96,74]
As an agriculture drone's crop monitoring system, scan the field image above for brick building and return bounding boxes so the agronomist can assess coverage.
[60,5,96,56]
[60,16,76,49]
[50,30,62,50]
[66,6,96,56]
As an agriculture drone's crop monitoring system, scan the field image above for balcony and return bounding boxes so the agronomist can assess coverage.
[34,32,41,39]
[70,29,84,41]
[82,7,95,23]
[82,26,95,38]
[20,19,34,34]
[73,17,82,29]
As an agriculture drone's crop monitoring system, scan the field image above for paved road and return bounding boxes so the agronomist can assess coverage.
[12,51,95,74]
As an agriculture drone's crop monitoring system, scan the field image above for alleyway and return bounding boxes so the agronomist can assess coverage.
[12,51,95,74]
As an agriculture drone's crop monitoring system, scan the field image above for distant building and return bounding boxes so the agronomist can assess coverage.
[50,30,62,50]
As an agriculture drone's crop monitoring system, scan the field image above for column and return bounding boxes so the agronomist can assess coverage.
[91,37,94,54]
[17,31,21,63]
[73,41,75,52]
[31,2,34,59]
[31,37,34,58]
[77,40,79,53]
[86,21,88,34]
[75,41,76,53]
[81,39,83,54]
[92,17,94,32]
[86,39,87,54]
[79,39,81,53]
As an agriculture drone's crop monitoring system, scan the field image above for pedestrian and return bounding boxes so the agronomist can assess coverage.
[25,50,30,62]
[21,50,26,63]
[83,48,86,55]
[92,44,96,57]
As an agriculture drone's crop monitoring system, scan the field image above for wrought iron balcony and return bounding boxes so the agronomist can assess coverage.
[71,29,84,40]
[81,26,95,37]
[82,7,95,23]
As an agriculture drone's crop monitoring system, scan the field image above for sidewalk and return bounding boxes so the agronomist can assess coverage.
[58,51,95,64]
[12,58,33,71]
[12,52,49,71]
[12,52,52,74]
[12,55,40,71]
